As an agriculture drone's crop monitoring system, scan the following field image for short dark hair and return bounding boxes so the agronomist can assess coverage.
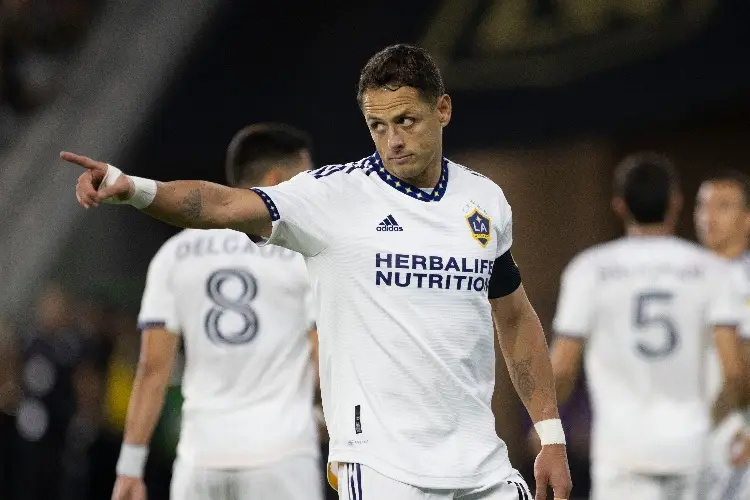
[613,152,680,224]
[357,44,445,106]
[702,170,750,209]
[225,123,312,186]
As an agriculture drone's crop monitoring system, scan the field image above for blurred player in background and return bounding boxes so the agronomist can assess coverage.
[63,44,571,500]
[111,124,323,500]
[550,153,745,500]
[695,170,750,500]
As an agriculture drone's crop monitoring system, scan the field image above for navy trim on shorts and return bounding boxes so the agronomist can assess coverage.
[348,464,357,500]
[356,463,363,499]
[509,481,529,500]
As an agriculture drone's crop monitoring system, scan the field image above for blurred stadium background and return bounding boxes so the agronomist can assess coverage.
[0,0,748,498]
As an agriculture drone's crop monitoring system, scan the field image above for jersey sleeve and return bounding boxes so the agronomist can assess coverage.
[494,188,513,258]
[552,254,597,339]
[138,240,181,335]
[250,172,332,257]
[706,259,743,328]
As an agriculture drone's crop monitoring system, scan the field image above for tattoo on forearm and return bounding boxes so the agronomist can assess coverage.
[511,359,536,400]
[180,188,202,221]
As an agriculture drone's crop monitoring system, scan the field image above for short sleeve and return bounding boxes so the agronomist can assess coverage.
[250,172,332,257]
[138,242,181,335]
[495,189,513,258]
[552,254,597,339]
[707,260,743,328]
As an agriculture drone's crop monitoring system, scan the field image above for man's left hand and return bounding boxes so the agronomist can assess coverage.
[534,444,572,500]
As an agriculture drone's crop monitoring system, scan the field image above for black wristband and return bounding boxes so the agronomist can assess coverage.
[488,249,521,299]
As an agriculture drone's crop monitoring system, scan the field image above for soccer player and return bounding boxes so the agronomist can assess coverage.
[110,124,324,500]
[695,170,750,500]
[549,153,745,500]
[63,44,572,500]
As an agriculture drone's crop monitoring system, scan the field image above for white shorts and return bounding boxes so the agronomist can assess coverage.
[591,462,700,500]
[171,454,324,500]
[335,463,532,500]
[702,417,750,500]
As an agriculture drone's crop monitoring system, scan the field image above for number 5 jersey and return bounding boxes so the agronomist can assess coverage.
[552,235,742,473]
[138,228,319,467]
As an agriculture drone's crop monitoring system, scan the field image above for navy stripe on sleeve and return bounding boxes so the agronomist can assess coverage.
[249,188,280,221]
[138,320,167,331]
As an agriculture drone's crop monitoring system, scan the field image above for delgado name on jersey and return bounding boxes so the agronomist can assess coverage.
[138,228,318,468]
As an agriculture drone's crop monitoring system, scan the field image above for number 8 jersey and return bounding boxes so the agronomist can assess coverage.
[552,235,741,473]
[138,228,318,468]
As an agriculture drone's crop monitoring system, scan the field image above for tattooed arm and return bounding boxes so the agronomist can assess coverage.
[142,181,271,237]
[492,284,571,499]
[491,284,559,424]
[61,152,272,237]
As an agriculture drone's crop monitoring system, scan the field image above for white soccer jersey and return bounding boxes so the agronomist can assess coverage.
[138,228,318,468]
[252,154,514,489]
[553,236,741,473]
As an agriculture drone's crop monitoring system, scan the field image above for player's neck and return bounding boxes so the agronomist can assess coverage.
[713,240,747,260]
[625,223,673,238]
[393,156,442,188]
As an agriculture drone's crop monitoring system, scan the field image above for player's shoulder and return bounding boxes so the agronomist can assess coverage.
[447,158,501,193]
[304,154,380,185]
[563,240,617,274]
[656,237,725,266]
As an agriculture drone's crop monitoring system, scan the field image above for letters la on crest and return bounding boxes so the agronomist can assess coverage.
[466,209,491,248]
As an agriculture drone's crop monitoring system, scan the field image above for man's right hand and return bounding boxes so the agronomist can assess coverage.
[111,476,146,500]
[61,151,134,208]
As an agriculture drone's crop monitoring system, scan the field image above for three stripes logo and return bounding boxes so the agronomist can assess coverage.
[376,214,403,232]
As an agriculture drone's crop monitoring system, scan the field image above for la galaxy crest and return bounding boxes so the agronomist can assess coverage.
[465,208,491,248]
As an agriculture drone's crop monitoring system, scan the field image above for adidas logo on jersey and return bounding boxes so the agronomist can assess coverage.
[377,215,403,232]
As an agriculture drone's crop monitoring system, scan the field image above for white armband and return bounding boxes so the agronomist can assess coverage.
[534,418,566,445]
[101,164,157,209]
[115,443,149,478]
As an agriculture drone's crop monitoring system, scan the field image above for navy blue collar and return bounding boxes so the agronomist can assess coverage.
[371,152,449,202]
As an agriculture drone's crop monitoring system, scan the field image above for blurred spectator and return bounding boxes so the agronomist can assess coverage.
[0,0,103,148]
[60,299,116,500]
[2,0,99,112]
[14,282,84,500]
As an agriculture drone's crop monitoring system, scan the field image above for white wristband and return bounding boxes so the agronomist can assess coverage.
[116,443,149,478]
[128,175,158,209]
[100,164,157,209]
[534,418,566,445]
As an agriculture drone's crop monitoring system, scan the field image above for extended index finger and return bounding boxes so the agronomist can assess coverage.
[60,151,105,171]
